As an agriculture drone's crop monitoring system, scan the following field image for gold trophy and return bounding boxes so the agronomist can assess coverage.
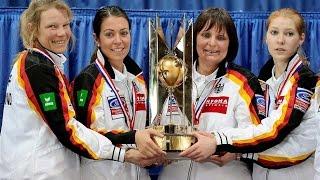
[148,15,195,159]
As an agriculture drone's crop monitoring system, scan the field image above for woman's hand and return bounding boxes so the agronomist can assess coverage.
[135,129,166,158]
[179,131,217,162]
[208,153,237,166]
[124,149,166,167]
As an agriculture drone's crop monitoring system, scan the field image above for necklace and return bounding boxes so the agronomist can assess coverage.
[194,78,222,105]
[194,79,215,102]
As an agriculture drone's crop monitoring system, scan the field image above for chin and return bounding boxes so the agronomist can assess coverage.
[52,47,67,54]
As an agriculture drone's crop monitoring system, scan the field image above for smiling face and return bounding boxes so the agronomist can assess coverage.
[37,8,71,53]
[266,16,305,63]
[95,16,131,64]
[196,23,229,71]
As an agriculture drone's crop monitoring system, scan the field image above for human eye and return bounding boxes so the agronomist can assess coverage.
[120,30,129,37]
[285,31,295,36]
[47,24,57,29]
[201,32,211,38]
[217,34,227,41]
[63,23,70,28]
[104,31,114,38]
[269,30,278,35]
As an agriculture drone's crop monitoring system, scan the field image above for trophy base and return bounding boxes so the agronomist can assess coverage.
[152,124,196,160]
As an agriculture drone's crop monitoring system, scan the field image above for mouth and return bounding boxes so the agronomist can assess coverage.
[111,47,125,52]
[52,40,67,45]
[204,49,220,55]
[275,48,286,52]
[51,40,66,45]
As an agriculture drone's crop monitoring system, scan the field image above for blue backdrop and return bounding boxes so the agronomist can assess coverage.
[0,7,320,129]
[1,0,320,12]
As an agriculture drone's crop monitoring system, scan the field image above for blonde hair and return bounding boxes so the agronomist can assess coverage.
[267,8,305,36]
[20,0,74,49]
[266,8,308,65]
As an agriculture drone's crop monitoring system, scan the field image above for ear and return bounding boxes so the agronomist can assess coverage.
[27,23,35,34]
[93,33,100,47]
[299,33,305,46]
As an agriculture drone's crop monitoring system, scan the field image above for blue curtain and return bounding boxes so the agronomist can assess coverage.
[1,8,320,129]
[1,0,320,12]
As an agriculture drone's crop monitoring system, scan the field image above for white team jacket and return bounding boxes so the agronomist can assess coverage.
[73,49,149,180]
[215,54,319,179]
[0,49,126,180]
[159,62,264,180]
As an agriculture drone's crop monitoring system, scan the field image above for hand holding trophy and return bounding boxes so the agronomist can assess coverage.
[148,15,196,160]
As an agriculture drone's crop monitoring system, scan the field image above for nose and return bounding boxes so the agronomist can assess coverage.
[56,26,67,37]
[277,34,285,44]
[207,36,216,46]
[113,33,122,44]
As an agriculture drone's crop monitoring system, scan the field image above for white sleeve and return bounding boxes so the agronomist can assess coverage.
[214,76,318,154]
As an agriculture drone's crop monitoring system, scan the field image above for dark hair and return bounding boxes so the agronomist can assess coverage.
[194,8,238,62]
[93,6,130,36]
[91,6,130,62]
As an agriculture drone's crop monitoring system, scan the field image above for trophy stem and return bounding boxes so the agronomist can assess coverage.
[168,88,174,125]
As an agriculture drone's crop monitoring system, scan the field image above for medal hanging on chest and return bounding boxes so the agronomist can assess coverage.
[95,59,136,130]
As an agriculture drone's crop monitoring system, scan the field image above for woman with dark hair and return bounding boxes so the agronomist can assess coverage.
[182,8,319,180]
[159,8,264,180]
[72,6,162,180]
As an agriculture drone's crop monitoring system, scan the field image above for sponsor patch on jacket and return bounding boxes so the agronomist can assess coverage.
[255,94,266,116]
[108,96,125,120]
[166,96,179,115]
[135,93,146,111]
[39,92,57,111]
[294,87,312,113]
[202,96,229,114]
[77,89,88,107]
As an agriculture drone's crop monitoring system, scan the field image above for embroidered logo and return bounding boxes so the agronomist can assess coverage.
[136,93,146,111]
[294,87,312,113]
[108,96,125,120]
[77,89,88,107]
[255,94,266,116]
[39,92,57,111]
[213,83,224,93]
[202,96,229,114]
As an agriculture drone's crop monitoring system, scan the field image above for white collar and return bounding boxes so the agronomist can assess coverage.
[113,65,128,82]
[97,49,127,82]
[269,53,300,84]
[46,50,67,72]
[193,61,218,83]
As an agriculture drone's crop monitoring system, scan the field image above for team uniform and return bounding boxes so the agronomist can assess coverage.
[214,54,319,180]
[159,61,265,180]
[72,49,149,180]
[0,48,130,179]
[313,79,320,180]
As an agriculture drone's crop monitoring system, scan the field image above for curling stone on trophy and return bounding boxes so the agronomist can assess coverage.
[148,15,196,160]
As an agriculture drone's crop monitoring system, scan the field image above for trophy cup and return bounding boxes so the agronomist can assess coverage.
[148,15,195,160]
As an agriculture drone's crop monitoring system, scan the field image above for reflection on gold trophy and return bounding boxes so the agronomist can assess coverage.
[148,15,195,159]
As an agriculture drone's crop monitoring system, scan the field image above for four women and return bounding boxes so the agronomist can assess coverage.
[0,0,319,179]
